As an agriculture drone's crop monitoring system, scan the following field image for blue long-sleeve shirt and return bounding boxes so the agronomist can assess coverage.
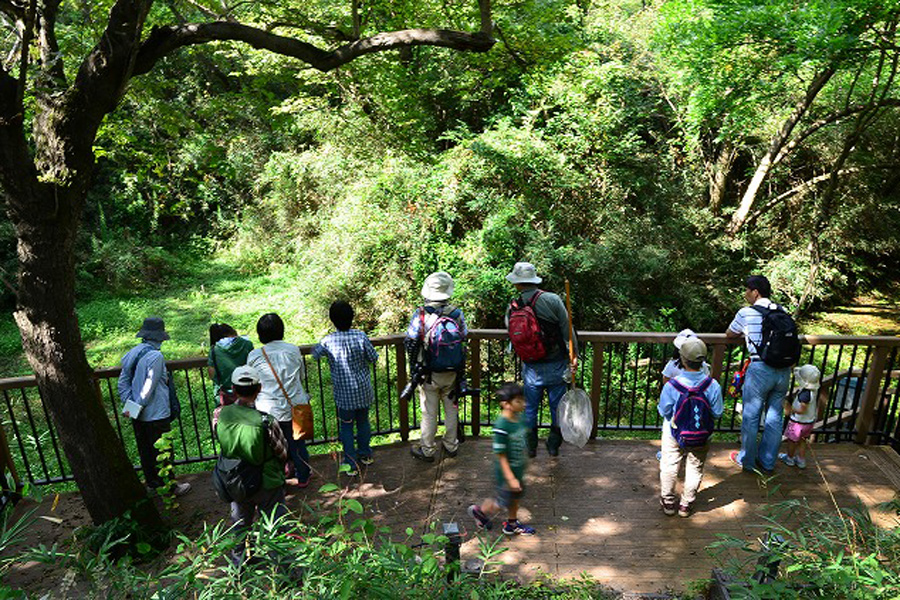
[658,370,724,423]
[118,341,171,422]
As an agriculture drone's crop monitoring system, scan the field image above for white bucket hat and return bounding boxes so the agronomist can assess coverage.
[794,364,821,390]
[673,328,697,349]
[506,262,542,285]
[421,271,454,301]
[231,365,261,386]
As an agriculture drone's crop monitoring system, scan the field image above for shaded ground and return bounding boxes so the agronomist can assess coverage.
[6,439,900,596]
[802,293,900,336]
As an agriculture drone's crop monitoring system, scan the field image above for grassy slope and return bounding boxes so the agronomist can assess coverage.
[0,258,898,378]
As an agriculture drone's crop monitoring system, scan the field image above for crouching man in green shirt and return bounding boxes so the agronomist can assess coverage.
[214,365,290,566]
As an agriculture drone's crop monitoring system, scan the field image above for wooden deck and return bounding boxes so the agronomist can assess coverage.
[8,439,900,596]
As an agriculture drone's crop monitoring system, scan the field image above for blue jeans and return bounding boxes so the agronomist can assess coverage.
[338,407,372,466]
[737,361,790,471]
[278,421,311,483]
[522,359,568,429]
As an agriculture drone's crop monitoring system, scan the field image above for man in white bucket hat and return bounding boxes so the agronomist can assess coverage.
[505,262,577,458]
[406,272,469,462]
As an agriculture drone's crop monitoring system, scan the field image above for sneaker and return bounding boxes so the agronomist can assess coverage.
[467,504,493,531]
[778,453,795,467]
[660,498,677,516]
[358,455,374,466]
[677,503,692,518]
[656,450,662,461]
[794,457,806,469]
[729,450,743,469]
[410,445,435,463]
[502,520,536,536]
[172,481,192,497]
[443,446,458,458]
[342,464,359,477]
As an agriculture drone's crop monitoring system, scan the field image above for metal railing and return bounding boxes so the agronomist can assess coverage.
[1,331,898,486]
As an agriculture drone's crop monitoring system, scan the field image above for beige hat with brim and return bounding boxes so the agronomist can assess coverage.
[794,364,821,390]
[506,262,542,285]
[679,338,707,364]
[421,271,454,301]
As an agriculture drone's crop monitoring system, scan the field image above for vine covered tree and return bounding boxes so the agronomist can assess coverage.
[0,0,493,526]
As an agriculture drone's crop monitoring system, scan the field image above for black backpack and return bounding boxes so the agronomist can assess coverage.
[212,412,270,503]
[751,305,801,368]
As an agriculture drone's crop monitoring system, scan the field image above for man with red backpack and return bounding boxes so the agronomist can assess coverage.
[406,272,469,463]
[726,275,800,475]
[505,262,577,458]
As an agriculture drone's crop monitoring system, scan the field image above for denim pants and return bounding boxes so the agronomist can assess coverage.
[278,421,311,483]
[338,407,372,466]
[737,361,790,471]
[522,359,568,429]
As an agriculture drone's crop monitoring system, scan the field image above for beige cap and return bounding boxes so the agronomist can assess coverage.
[421,271,455,301]
[679,338,707,364]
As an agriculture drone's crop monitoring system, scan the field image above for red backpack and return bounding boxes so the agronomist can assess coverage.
[508,291,547,363]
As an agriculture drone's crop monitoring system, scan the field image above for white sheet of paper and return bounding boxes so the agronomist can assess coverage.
[122,399,143,418]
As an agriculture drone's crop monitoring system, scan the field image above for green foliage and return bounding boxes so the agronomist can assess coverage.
[153,431,180,511]
[710,498,900,599]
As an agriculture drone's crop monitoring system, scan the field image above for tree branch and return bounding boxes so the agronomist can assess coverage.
[37,0,66,85]
[0,1,24,20]
[133,21,495,76]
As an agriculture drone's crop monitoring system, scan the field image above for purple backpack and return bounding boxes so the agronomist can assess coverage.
[669,376,715,448]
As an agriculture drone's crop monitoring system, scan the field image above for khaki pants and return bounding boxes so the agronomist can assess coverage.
[659,422,708,506]
[418,371,458,457]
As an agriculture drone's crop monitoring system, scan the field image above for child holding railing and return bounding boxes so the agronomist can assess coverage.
[779,364,821,469]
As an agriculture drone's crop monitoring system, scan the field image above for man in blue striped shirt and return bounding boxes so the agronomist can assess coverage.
[726,276,791,474]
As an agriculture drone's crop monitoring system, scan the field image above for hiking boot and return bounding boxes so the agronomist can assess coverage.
[660,497,677,516]
[502,520,536,536]
[546,426,562,457]
[677,503,692,518]
[526,427,538,459]
[410,445,435,463]
[794,456,806,469]
[172,481,192,497]
[358,455,374,466]
[778,452,795,467]
[467,504,493,531]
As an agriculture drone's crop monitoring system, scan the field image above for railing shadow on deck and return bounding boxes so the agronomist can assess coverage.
[1,331,899,487]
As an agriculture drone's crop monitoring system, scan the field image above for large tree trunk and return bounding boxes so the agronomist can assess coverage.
[10,182,161,528]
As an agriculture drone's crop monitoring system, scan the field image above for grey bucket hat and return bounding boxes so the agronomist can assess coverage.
[136,316,170,342]
[506,262,542,285]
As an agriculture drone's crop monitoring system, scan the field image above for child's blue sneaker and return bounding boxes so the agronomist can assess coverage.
[502,520,535,536]
[468,504,493,530]
[656,450,662,461]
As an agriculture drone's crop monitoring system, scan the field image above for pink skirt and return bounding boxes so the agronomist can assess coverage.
[785,420,814,442]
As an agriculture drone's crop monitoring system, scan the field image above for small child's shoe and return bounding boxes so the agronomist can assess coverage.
[677,503,692,518]
[794,457,806,469]
[467,504,493,531]
[660,497,677,516]
[778,452,795,467]
[502,520,535,535]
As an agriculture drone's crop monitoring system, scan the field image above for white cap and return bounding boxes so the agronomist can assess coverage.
[673,329,697,349]
[231,365,261,386]
[505,262,542,285]
[421,272,455,301]
[794,364,821,390]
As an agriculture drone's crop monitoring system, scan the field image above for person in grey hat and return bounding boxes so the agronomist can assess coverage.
[405,272,469,462]
[505,262,577,458]
[119,316,191,496]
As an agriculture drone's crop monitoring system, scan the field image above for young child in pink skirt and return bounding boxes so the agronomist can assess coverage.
[779,364,821,469]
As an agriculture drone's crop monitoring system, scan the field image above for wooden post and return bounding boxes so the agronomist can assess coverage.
[470,339,482,437]
[396,342,410,442]
[710,343,726,383]
[855,345,890,445]
[590,342,604,439]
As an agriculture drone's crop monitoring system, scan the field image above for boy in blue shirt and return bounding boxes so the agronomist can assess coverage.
[658,338,723,518]
[312,301,379,476]
[467,382,535,535]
